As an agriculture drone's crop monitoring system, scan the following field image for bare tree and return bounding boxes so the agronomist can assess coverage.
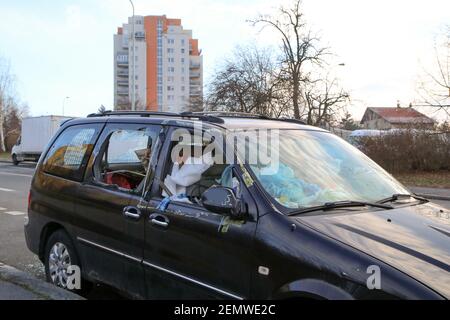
[416,26,450,116]
[2,100,28,150]
[249,0,329,120]
[115,97,146,111]
[302,76,350,126]
[188,95,204,112]
[206,45,285,117]
[0,58,15,152]
[340,111,361,131]
[98,105,107,114]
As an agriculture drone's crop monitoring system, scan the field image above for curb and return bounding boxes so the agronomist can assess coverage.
[0,263,84,300]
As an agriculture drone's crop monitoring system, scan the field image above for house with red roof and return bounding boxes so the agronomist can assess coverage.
[360,107,435,130]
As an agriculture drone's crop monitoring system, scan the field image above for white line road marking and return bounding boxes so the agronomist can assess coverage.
[0,207,6,211]
[0,172,33,178]
[0,187,15,192]
[5,211,26,216]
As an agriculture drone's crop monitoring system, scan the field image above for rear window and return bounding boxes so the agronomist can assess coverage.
[42,124,102,181]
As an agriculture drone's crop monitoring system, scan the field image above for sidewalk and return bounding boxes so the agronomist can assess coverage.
[0,262,84,300]
[409,186,450,201]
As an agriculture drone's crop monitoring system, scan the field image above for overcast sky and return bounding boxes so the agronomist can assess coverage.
[0,0,448,120]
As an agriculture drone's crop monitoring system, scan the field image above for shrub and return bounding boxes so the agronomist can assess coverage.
[357,126,450,173]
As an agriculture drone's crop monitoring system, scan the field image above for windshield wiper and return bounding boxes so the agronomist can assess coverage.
[377,194,429,204]
[288,200,393,216]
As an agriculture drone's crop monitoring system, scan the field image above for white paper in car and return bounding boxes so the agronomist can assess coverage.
[134,148,148,162]
[163,152,214,197]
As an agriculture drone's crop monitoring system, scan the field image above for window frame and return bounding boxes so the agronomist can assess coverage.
[88,123,163,195]
[42,123,103,182]
[153,125,246,211]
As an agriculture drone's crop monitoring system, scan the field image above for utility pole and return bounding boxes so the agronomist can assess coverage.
[129,0,136,111]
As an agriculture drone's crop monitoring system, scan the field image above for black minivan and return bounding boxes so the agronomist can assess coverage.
[25,111,449,300]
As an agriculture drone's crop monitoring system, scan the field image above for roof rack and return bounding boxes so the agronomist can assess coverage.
[87,110,225,124]
[187,111,271,120]
[279,118,307,125]
[188,111,307,125]
[86,110,307,126]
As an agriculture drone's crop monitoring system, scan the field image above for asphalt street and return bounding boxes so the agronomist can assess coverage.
[0,162,43,279]
[0,161,449,299]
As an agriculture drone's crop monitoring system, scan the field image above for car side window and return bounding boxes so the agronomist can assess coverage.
[159,129,241,210]
[43,124,102,181]
[93,125,160,193]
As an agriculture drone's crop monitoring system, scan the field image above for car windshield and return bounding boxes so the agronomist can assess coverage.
[240,129,409,210]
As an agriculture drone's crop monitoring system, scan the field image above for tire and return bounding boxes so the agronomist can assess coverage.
[12,154,19,166]
[44,229,92,295]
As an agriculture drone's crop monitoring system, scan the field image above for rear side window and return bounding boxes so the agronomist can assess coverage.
[43,124,102,181]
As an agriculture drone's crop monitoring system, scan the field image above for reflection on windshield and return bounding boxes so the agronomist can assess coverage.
[245,130,409,209]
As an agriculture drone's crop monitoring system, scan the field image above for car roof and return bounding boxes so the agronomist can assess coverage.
[63,112,327,132]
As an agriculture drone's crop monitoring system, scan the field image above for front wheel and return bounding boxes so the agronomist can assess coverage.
[12,154,20,166]
[44,229,92,295]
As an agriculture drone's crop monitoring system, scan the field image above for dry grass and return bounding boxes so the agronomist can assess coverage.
[394,171,450,188]
[0,152,10,160]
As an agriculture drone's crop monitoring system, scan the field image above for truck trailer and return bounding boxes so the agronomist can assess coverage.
[11,116,72,165]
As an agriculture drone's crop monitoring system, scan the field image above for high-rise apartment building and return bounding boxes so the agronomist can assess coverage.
[114,15,203,112]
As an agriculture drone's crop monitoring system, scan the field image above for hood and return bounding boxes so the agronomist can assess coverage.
[296,202,450,298]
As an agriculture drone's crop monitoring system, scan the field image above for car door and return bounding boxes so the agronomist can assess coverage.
[143,126,258,299]
[73,122,162,299]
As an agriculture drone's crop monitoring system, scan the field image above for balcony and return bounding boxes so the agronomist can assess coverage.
[190,62,201,69]
[190,80,202,87]
[117,89,129,96]
[117,60,129,67]
[117,80,129,86]
[190,88,202,96]
[190,71,201,78]
[117,54,129,66]
[117,70,129,77]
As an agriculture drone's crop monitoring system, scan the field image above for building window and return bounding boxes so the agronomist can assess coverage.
[181,48,185,54]
[181,58,185,64]
[168,67,175,73]
[168,57,174,63]
[167,48,174,54]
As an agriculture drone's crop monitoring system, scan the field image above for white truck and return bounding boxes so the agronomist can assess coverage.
[11,116,73,165]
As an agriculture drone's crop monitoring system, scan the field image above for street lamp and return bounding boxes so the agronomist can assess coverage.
[62,97,70,116]
[129,0,136,111]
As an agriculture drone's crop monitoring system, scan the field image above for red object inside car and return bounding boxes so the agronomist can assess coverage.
[105,172,133,190]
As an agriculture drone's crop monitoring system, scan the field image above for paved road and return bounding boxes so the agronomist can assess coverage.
[0,162,44,279]
[1,162,449,299]
[0,162,123,299]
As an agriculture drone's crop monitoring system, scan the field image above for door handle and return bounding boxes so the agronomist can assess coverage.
[123,206,141,220]
[149,213,170,229]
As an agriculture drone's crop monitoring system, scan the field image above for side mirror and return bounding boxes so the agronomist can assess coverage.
[202,186,242,219]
